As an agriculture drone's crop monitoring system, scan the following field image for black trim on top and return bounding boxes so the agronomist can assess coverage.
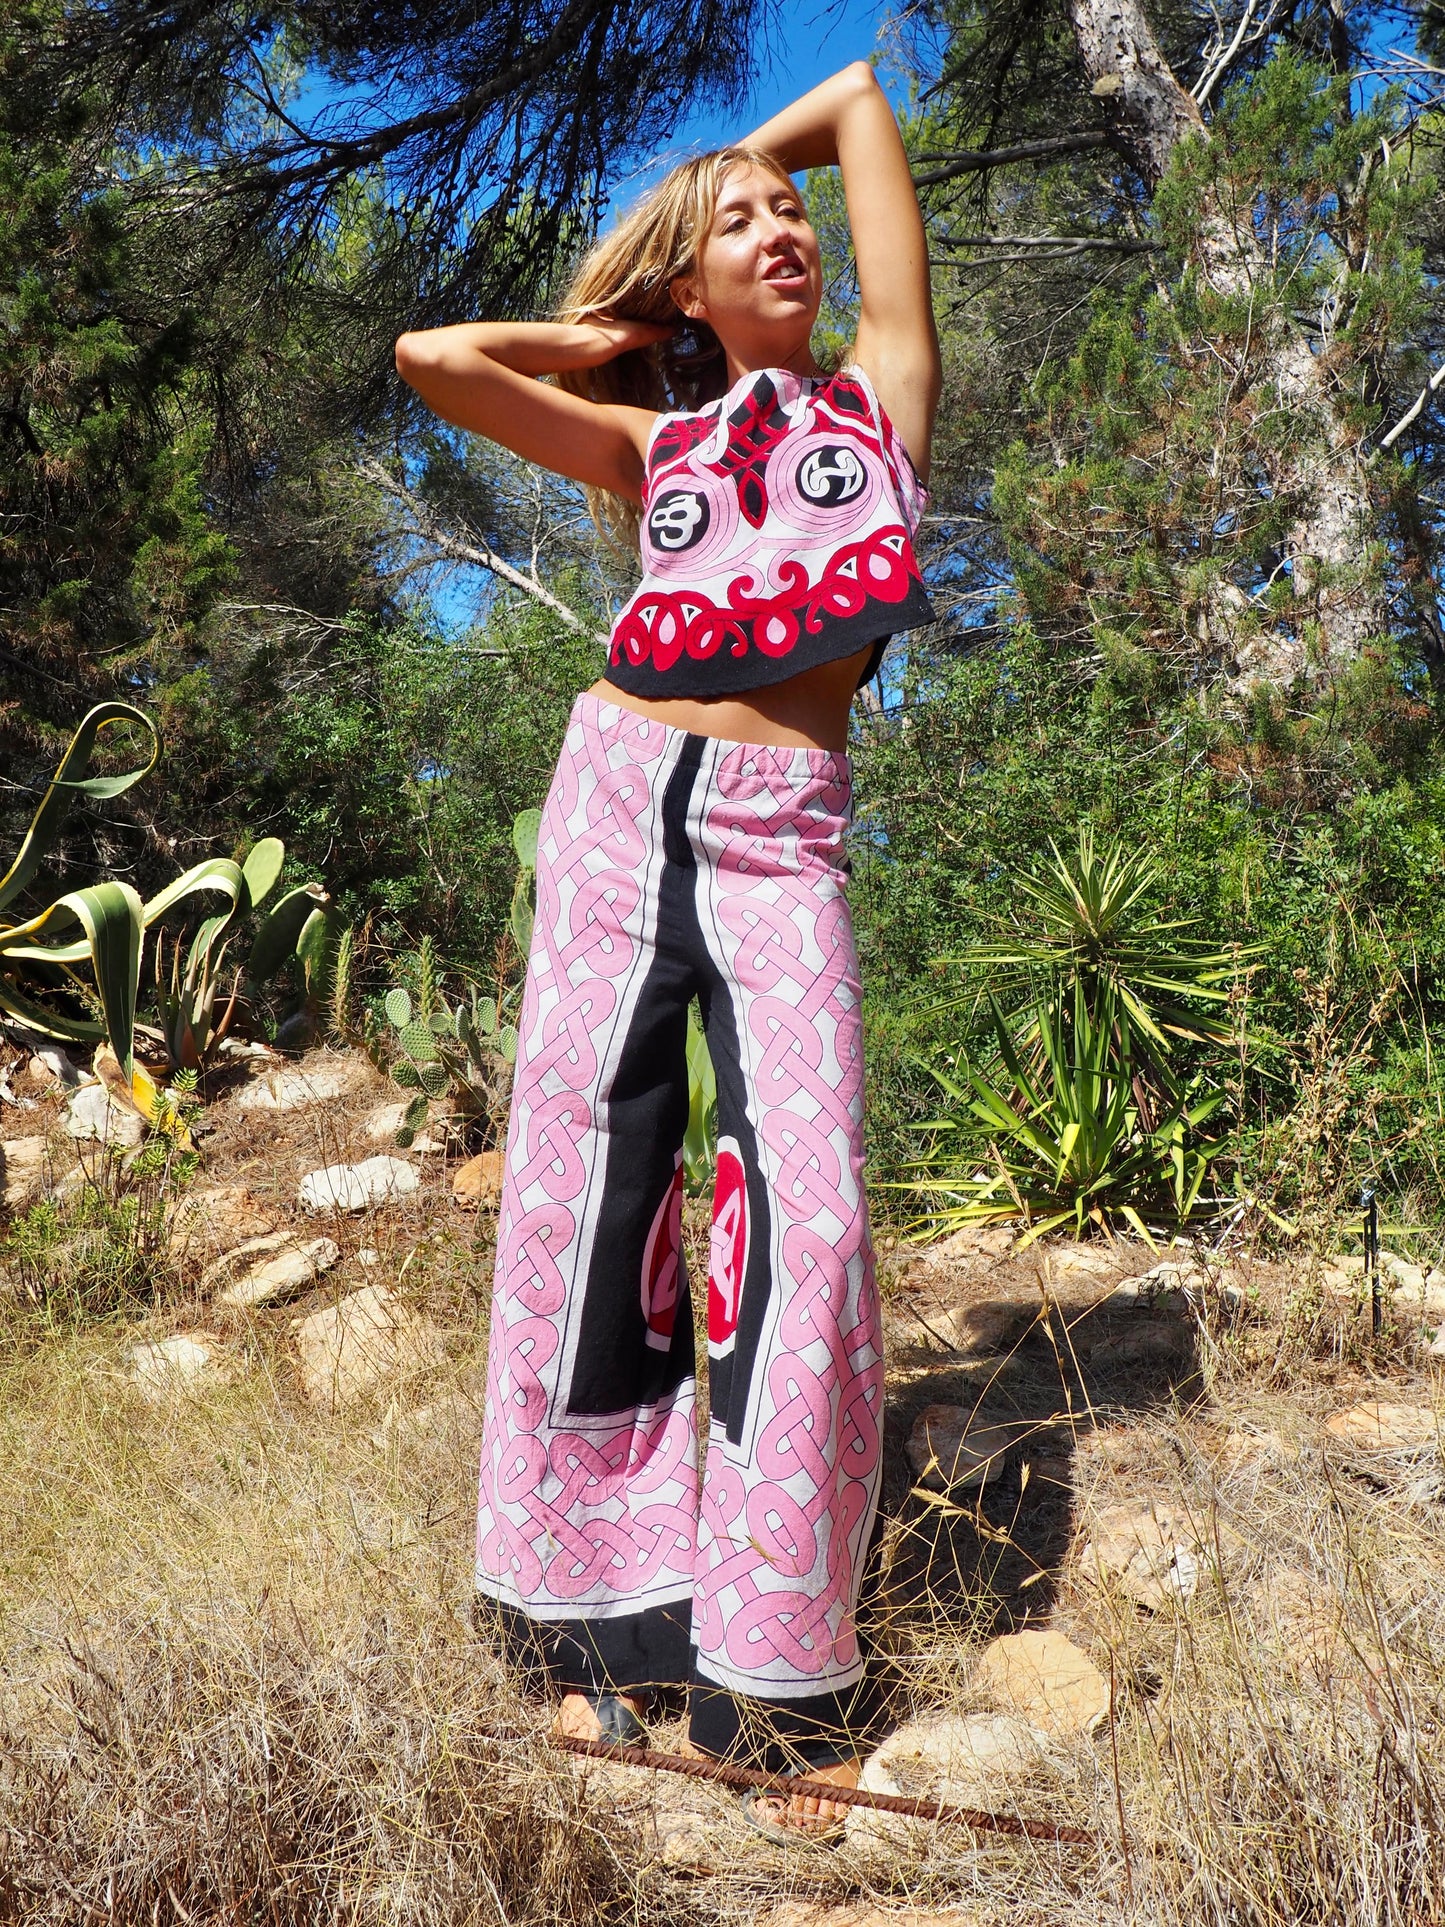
[604,580,937,701]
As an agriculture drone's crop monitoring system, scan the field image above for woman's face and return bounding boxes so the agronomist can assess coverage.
[674,162,823,376]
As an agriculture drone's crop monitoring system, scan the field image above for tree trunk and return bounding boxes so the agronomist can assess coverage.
[1065,0,1385,694]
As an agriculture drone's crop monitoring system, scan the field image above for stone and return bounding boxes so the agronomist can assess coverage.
[972,1628,1111,1737]
[358,1246,380,1267]
[1249,1569,1350,1688]
[64,1083,145,1148]
[906,1405,1031,1492]
[299,1156,420,1213]
[1213,1425,1301,1472]
[654,1809,718,1872]
[1,1136,49,1210]
[1086,1320,1193,1368]
[1323,1401,1438,1452]
[237,1062,356,1112]
[169,1184,278,1261]
[215,1235,341,1309]
[927,1223,1015,1261]
[452,1150,504,1210]
[845,1709,1062,1855]
[363,1099,409,1141]
[1394,1276,1445,1322]
[1077,1499,1217,1610]
[27,1047,80,1088]
[126,1331,233,1399]
[1040,1244,1118,1283]
[292,1284,444,1406]
[891,1297,1025,1356]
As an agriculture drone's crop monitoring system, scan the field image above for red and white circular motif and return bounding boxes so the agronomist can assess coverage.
[641,1158,684,1352]
[708,1138,749,1360]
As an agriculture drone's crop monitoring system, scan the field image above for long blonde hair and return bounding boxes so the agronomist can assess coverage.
[556,145,801,550]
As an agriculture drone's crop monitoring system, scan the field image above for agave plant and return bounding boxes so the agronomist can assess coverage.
[154,838,334,1069]
[0,702,332,1085]
[911,829,1248,1245]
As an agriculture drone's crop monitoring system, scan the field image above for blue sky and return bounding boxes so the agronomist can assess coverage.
[653,0,890,160]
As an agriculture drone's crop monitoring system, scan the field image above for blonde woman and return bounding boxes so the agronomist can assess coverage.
[396,61,940,1841]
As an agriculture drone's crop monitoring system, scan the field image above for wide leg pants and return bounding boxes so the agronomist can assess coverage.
[475,689,883,1766]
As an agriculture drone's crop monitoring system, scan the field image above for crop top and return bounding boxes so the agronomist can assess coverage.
[603,362,936,698]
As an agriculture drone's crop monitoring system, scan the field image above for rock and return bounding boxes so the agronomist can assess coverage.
[1040,1244,1118,1282]
[299,1156,420,1213]
[452,1150,504,1211]
[364,1100,409,1141]
[126,1331,233,1399]
[1,1136,49,1210]
[1251,1567,1346,1665]
[1077,1499,1220,1610]
[169,1184,278,1261]
[26,1047,80,1088]
[237,1061,357,1113]
[654,1808,718,1872]
[64,1084,145,1148]
[292,1284,444,1406]
[1429,1327,1445,1361]
[846,1710,1062,1855]
[926,1224,1015,1261]
[358,1246,380,1267]
[1323,1401,1438,1452]
[1213,1425,1301,1472]
[1086,1320,1193,1368]
[215,1235,341,1309]
[890,1297,1025,1356]
[972,1628,1111,1737]
[1394,1276,1445,1322]
[906,1405,1031,1492]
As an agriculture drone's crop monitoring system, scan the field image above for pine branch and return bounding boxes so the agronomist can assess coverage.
[913,131,1110,187]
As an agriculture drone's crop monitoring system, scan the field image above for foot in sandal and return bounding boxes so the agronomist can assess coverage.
[552,1689,650,1746]
[738,1757,861,1845]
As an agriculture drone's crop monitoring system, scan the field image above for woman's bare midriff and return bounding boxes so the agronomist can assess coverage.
[591,645,874,752]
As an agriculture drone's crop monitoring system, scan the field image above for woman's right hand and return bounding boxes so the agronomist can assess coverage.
[568,316,676,366]
[395,316,664,500]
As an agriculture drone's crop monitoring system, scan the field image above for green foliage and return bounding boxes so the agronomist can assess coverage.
[988,54,1430,703]
[909,833,1236,1243]
[683,1004,717,1196]
[373,818,539,1147]
[155,837,333,1068]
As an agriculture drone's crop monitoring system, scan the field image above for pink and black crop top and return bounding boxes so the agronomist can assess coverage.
[604,362,936,697]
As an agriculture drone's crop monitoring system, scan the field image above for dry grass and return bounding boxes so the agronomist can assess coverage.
[2,1056,1445,1923]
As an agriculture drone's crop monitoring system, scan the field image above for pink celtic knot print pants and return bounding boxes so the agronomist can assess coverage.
[475,690,883,1765]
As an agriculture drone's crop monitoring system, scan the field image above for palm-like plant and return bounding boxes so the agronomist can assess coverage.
[911,830,1248,1245]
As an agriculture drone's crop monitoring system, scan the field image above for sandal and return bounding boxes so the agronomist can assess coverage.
[737,1775,848,1849]
[562,1688,650,1747]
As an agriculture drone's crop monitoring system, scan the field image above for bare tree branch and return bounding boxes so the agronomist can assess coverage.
[358,457,602,639]
[1374,360,1445,457]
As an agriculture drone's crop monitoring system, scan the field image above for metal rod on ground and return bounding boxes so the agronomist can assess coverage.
[551,1734,1094,1846]
[1364,1185,1380,1336]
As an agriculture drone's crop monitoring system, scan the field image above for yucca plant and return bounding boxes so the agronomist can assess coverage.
[911,829,1248,1245]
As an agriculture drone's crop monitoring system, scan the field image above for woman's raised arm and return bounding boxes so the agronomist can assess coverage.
[394,319,667,500]
[745,63,941,480]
